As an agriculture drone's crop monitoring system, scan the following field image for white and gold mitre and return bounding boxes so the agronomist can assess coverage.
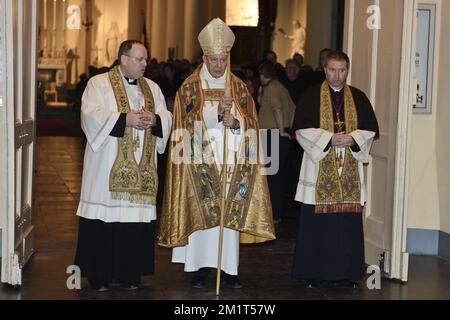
[198,18,235,55]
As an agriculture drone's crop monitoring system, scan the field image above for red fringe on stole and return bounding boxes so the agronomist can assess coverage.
[315,203,363,214]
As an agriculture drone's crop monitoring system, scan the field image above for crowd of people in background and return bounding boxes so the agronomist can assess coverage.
[75,48,332,114]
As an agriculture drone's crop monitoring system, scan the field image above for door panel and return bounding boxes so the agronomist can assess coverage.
[15,0,37,275]
[368,0,404,275]
[345,0,405,279]
[1,0,37,286]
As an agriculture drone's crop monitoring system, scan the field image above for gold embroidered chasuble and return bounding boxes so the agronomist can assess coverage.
[158,67,275,247]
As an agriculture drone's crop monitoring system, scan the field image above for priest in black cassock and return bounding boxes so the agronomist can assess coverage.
[74,40,172,291]
[292,51,379,289]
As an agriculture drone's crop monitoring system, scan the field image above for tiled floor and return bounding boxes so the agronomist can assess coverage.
[1,136,449,300]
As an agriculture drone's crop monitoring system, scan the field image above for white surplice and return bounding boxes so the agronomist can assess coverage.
[294,128,375,205]
[77,68,172,223]
[171,65,244,275]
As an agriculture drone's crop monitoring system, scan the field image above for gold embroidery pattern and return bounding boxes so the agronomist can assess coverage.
[315,81,362,214]
[203,89,225,101]
[200,23,233,55]
[341,87,361,203]
[177,71,259,227]
[158,66,275,248]
[108,66,158,205]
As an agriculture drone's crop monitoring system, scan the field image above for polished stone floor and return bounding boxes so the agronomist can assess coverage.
[1,136,450,300]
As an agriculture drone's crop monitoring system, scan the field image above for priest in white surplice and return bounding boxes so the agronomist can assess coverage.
[292,51,379,289]
[74,40,172,292]
[158,18,275,290]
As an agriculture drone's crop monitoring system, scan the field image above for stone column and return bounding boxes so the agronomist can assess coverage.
[128,0,145,41]
[183,0,202,62]
[166,0,185,59]
[145,0,152,50]
[84,0,93,73]
[150,0,167,61]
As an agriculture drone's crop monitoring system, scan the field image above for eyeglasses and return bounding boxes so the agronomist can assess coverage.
[125,54,148,64]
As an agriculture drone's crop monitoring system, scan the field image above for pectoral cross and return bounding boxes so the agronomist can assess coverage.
[335,113,345,171]
[335,113,344,132]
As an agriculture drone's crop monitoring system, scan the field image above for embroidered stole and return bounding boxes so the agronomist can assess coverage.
[315,81,362,214]
[108,66,158,205]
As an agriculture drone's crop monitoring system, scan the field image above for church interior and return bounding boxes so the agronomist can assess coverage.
[1,0,450,301]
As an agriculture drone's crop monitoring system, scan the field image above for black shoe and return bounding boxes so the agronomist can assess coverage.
[89,279,111,292]
[191,277,207,289]
[191,269,209,289]
[90,284,111,292]
[120,283,140,291]
[222,273,243,289]
[304,280,317,289]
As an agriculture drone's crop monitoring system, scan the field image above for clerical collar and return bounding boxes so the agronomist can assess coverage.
[118,66,138,85]
[124,76,138,85]
[329,85,343,93]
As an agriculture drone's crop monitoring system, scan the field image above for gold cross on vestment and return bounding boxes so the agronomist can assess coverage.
[335,116,344,132]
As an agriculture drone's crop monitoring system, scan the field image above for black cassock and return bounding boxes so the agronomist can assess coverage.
[74,113,163,287]
[75,218,155,286]
[292,84,379,281]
